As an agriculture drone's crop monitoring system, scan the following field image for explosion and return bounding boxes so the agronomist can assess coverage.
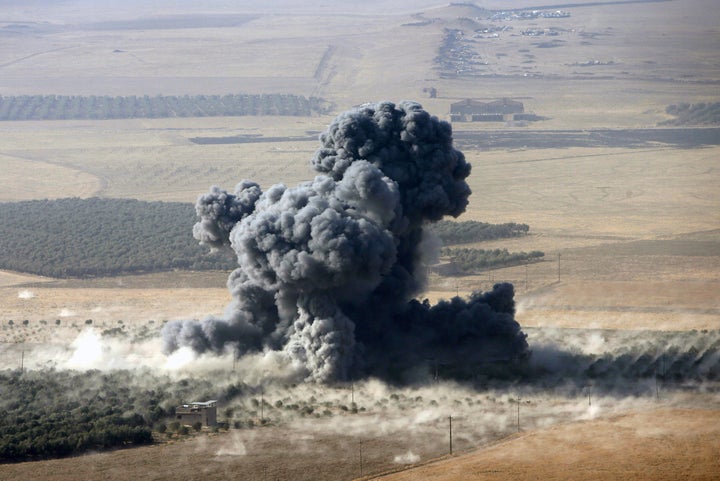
[162,101,528,382]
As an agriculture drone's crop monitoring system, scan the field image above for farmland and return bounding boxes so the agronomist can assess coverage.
[0,0,718,479]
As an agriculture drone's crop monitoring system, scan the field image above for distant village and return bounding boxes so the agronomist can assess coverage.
[435,7,575,78]
[490,9,570,21]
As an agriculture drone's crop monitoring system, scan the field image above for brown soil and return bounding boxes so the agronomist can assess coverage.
[371,408,720,481]
[0,408,716,481]
[0,1,717,480]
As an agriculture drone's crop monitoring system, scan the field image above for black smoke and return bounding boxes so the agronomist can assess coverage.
[162,101,528,382]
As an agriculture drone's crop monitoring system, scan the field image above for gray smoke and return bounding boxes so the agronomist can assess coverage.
[162,101,528,383]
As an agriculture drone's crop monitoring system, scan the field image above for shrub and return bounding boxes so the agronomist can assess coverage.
[441,247,544,273]
[429,220,530,245]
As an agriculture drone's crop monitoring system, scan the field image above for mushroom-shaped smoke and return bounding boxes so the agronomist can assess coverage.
[162,101,527,382]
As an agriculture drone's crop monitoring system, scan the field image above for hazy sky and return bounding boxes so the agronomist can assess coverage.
[0,0,450,22]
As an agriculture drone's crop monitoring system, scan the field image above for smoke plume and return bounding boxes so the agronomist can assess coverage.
[162,101,528,382]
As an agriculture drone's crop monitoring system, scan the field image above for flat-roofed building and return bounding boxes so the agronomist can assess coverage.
[175,400,217,427]
[450,98,525,122]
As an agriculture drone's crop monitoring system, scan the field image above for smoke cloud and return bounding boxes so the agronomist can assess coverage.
[162,101,528,382]
[394,450,421,464]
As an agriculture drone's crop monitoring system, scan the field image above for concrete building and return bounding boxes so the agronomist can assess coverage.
[175,400,218,427]
[450,98,525,122]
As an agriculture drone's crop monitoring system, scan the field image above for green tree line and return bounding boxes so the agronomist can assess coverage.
[0,93,327,121]
[662,102,720,125]
[0,198,537,278]
[441,247,544,273]
[0,371,152,461]
[0,198,236,278]
[429,220,530,245]
[0,369,223,462]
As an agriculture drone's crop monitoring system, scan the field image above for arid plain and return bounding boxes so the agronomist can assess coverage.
[0,0,718,479]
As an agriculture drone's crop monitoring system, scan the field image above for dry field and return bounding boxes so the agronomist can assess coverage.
[0,384,717,481]
[373,408,720,481]
[0,0,719,479]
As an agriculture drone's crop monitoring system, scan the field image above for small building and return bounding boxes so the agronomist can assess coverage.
[450,99,488,120]
[450,98,525,122]
[175,400,218,427]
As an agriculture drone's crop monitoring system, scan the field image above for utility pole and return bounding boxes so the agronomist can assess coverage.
[449,416,453,455]
[557,253,561,282]
[661,354,665,378]
[20,349,24,373]
[517,396,521,433]
[351,380,354,405]
[656,354,664,400]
